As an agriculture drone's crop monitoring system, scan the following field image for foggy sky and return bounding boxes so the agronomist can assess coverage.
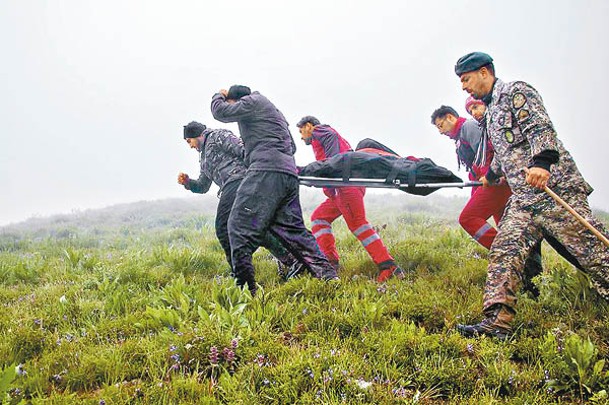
[1,0,608,226]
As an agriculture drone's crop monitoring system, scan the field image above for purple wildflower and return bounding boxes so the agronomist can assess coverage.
[255,354,266,367]
[209,346,219,365]
[222,347,235,364]
[393,387,408,398]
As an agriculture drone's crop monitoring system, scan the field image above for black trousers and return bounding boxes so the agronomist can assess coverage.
[215,179,298,269]
[228,171,337,292]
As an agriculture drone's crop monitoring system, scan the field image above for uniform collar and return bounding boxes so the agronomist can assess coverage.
[482,78,499,106]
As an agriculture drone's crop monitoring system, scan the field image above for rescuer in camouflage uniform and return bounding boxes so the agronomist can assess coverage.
[453,52,609,340]
[178,121,305,280]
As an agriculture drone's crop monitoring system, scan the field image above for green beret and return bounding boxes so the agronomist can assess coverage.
[454,52,493,75]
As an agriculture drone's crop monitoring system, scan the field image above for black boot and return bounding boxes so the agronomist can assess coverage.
[457,304,514,340]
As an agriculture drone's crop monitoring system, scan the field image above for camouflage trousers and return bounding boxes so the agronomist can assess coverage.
[484,190,609,311]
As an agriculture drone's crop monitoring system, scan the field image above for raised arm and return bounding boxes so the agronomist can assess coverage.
[210,93,256,123]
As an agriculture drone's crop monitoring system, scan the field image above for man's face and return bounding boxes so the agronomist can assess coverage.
[468,103,486,122]
[460,69,489,100]
[433,114,457,136]
[298,123,314,145]
[186,137,200,150]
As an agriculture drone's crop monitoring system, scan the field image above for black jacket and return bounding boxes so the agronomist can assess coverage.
[211,91,298,175]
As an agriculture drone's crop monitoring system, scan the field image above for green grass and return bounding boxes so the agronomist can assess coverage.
[0,207,608,404]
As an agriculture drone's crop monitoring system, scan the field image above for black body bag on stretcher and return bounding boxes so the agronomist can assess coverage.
[298,139,463,196]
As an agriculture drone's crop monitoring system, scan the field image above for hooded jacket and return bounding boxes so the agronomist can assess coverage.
[211,91,298,175]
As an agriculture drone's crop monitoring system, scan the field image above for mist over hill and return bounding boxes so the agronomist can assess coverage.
[0,189,465,236]
[1,188,606,243]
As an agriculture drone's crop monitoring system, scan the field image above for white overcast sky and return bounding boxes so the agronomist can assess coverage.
[1,0,608,226]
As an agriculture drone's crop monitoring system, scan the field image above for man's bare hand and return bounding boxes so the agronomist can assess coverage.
[220,89,228,97]
[524,167,550,189]
[177,172,189,185]
[480,176,491,187]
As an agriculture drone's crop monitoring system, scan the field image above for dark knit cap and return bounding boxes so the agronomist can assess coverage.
[454,52,493,75]
[296,116,320,128]
[183,121,206,139]
[226,85,251,100]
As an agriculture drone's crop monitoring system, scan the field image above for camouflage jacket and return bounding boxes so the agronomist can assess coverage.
[185,128,247,194]
[485,79,592,207]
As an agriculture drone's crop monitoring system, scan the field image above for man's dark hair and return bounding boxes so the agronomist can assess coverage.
[227,85,251,100]
[296,116,320,128]
[184,121,206,139]
[430,106,459,125]
[481,63,495,76]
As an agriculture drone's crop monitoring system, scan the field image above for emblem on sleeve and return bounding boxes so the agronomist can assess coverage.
[517,109,530,121]
[512,93,526,109]
[505,130,514,144]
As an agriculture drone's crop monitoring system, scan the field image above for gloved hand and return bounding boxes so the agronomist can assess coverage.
[323,187,336,198]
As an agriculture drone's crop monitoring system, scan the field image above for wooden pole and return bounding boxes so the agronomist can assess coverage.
[544,186,609,248]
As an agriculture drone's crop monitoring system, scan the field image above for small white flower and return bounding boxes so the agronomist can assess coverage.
[15,364,27,376]
[355,379,372,390]
[59,295,68,304]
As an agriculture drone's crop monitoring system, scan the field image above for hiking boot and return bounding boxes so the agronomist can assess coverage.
[456,304,514,340]
[376,264,406,283]
[320,264,339,281]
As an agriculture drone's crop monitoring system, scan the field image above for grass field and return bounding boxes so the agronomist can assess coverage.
[1,193,608,404]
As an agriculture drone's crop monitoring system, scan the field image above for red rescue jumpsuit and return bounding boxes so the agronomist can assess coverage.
[450,118,512,249]
[308,125,396,270]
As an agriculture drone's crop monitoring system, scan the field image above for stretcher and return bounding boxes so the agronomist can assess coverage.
[297,144,481,196]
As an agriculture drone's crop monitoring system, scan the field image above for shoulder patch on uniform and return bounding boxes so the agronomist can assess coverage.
[512,93,526,109]
[505,130,514,144]
[517,109,530,122]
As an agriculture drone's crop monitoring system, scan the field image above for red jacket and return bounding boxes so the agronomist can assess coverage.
[311,125,352,160]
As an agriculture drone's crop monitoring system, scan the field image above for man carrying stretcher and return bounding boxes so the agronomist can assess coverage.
[296,116,405,282]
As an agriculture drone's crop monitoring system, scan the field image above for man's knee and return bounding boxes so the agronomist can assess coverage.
[458,207,477,226]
